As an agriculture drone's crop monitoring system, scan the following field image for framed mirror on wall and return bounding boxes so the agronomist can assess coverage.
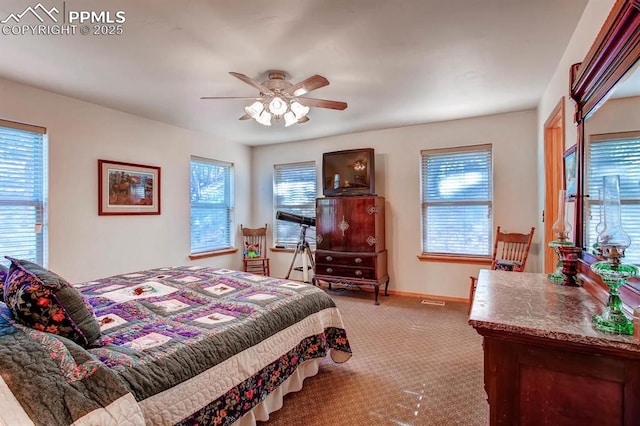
[570,0,640,311]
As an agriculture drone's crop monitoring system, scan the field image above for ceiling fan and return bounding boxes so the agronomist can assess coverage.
[201,70,347,127]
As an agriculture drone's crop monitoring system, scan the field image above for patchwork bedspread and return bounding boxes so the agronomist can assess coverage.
[0,266,352,425]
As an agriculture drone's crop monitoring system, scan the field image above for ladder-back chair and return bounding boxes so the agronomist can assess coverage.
[468,226,535,314]
[241,224,271,276]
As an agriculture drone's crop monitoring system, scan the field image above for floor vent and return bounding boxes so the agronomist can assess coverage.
[421,299,445,306]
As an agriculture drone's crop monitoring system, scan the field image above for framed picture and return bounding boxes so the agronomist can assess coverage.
[98,160,161,215]
[563,145,577,201]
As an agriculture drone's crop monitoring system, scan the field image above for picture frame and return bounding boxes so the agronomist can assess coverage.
[563,145,577,201]
[98,159,161,215]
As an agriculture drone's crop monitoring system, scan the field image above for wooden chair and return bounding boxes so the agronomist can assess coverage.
[468,226,535,314]
[241,224,270,276]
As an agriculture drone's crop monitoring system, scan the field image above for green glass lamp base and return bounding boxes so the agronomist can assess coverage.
[590,261,638,335]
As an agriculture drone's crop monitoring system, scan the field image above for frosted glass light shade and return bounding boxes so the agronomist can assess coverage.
[290,101,310,119]
[283,111,297,127]
[256,111,272,126]
[244,101,264,119]
[269,97,288,116]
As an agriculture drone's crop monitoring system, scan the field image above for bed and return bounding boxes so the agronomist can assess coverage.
[0,263,352,425]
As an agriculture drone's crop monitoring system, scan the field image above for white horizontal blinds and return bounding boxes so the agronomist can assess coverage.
[273,161,316,248]
[421,144,492,255]
[586,135,640,264]
[0,120,47,268]
[190,157,234,253]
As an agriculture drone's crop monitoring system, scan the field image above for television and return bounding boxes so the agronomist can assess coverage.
[322,148,375,196]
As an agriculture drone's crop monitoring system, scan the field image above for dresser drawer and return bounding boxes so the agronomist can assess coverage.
[315,253,375,268]
[315,264,376,280]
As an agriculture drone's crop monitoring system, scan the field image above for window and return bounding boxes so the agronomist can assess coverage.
[421,144,493,256]
[273,161,317,248]
[190,157,234,254]
[586,133,640,264]
[0,120,48,268]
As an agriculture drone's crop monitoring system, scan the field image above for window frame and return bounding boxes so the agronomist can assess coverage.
[272,161,317,249]
[189,156,234,256]
[0,119,48,267]
[419,143,493,260]
[585,131,640,265]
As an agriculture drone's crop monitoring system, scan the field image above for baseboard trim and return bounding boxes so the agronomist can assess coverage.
[312,280,469,304]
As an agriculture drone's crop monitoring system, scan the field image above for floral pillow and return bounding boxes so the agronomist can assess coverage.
[3,257,101,347]
[0,264,8,301]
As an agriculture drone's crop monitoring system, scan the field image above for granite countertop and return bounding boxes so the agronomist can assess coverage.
[468,269,640,353]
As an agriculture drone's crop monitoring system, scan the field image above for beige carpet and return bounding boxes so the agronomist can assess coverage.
[261,288,488,425]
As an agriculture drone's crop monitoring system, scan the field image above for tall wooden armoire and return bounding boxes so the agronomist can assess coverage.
[314,195,389,304]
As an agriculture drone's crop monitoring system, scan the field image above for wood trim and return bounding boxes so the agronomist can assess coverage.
[0,118,46,134]
[188,247,238,260]
[543,97,565,274]
[569,0,640,312]
[314,281,469,304]
[417,254,493,265]
[270,247,296,253]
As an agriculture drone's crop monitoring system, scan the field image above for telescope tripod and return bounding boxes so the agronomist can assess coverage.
[285,225,315,283]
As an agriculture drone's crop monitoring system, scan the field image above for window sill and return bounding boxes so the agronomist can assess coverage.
[189,248,238,260]
[417,254,492,265]
[271,247,295,253]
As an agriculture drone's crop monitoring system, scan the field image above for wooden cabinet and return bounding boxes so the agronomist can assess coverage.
[470,270,640,425]
[314,195,389,304]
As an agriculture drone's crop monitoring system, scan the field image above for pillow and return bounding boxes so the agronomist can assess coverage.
[494,259,521,271]
[3,257,100,347]
[0,264,7,300]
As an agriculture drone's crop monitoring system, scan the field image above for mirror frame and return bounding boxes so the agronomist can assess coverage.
[570,0,640,310]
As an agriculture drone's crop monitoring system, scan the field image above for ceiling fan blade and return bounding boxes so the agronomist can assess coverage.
[286,75,329,96]
[297,116,310,124]
[296,97,347,110]
[200,96,261,100]
[229,72,272,94]
[239,114,251,120]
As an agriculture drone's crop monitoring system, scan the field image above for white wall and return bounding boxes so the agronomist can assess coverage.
[0,77,251,283]
[537,0,615,270]
[585,96,640,136]
[253,110,539,299]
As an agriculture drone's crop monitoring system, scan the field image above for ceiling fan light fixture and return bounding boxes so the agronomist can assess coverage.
[244,101,264,119]
[256,110,272,126]
[269,96,288,116]
[290,101,310,119]
[284,111,298,127]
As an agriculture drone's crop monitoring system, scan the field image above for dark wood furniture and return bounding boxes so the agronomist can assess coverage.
[570,0,640,311]
[314,195,389,304]
[470,270,640,426]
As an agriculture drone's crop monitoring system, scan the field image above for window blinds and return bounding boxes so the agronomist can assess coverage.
[273,162,316,248]
[587,136,640,264]
[0,122,47,268]
[190,157,233,253]
[421,145,492,256]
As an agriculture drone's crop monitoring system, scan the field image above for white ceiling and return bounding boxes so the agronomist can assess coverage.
[0,0,589,146]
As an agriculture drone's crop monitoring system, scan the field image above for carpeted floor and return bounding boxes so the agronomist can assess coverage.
[261,288,488,425]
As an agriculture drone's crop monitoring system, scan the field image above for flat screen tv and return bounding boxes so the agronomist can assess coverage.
[322,148,375,196]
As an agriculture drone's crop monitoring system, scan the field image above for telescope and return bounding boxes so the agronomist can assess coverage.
[276,210,316,227]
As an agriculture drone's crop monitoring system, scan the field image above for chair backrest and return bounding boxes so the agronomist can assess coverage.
[491,226,535,272]
[241,224,268,259]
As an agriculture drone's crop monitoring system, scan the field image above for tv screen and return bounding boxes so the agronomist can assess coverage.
[322,148,375,196]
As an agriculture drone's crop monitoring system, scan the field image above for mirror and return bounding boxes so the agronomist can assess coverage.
[570,0,640,308]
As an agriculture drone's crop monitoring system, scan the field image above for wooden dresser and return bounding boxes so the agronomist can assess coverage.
[469,270,640,425]
[314,195,389,304]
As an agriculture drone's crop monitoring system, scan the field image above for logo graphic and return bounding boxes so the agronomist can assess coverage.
[1,3,59,24]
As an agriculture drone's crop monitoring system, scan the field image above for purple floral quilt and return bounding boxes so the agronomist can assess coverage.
[0,266,351,425]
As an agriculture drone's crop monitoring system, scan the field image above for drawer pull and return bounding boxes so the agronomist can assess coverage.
[354,258,362,264]
[325,256,333,262]
[326,268,333,273]
[355,270,363,276]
